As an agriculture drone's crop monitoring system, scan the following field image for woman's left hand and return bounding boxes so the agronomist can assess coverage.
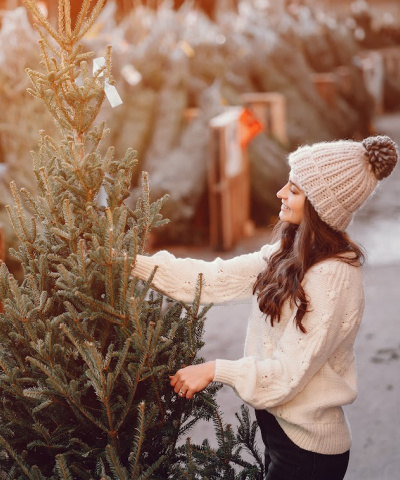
[170,361,216,400]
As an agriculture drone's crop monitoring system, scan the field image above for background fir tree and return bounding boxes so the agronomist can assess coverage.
[0,1,264,478]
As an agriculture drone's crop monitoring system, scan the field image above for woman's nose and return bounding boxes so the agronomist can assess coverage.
[277,183,287,199]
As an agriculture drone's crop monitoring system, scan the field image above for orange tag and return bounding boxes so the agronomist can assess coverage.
[239,108,263,149]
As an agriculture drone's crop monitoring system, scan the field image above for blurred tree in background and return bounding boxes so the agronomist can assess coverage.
[2,0,400,252]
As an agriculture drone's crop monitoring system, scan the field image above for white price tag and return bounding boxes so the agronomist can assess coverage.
[93,57,123,108]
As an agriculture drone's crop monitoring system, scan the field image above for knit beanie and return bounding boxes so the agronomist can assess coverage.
[288,135,398,231]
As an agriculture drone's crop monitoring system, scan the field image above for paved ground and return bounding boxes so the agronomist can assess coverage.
[167,113,400,479]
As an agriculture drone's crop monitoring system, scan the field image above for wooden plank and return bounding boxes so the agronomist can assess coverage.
[335,66,353,96]
[310,73,338,108]
[356,50,385,115]
[209,107,251,251]
[0,223,4,262]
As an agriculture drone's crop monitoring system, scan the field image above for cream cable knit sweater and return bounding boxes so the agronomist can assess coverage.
[132,242,365,455]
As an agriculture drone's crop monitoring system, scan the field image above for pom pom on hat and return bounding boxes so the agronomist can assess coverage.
[288,135,398,231]
[362,135,398,180]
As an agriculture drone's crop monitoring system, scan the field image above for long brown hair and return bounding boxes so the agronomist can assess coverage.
[253,198,365,333]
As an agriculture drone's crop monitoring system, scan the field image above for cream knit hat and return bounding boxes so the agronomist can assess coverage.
[288,135,398,231]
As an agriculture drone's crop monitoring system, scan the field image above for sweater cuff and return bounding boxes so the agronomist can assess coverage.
[131,255,160,281]
[214,359,240,388]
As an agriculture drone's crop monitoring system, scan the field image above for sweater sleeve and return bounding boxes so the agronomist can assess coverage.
[213,259,365,409]
[131,243,278,305]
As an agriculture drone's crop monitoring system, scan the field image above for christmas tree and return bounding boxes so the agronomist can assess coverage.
[0,1,264,478]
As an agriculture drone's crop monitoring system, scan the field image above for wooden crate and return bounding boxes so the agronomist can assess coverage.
[208,107,251,251]
[241,92,288,145]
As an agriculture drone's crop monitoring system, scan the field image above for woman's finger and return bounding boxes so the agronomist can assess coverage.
[174,381,184,394]
[185,390,194,400]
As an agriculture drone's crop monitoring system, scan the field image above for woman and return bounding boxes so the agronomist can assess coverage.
[132,135,398,479]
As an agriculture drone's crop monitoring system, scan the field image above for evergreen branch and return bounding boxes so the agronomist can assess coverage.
[63,0,72,38]
[67,42,83,63]
[105,444,129,480]
[56,264,75,289]
[38,38,53,73]
[6,182,37,249]
[51,227,72,242]
[77,239,88,279]
[30,465,48,480]
[81,61,106,100]
[27,353,107,434]
[54,176,86,199]
[65,137,84,180]
[119,252,130,320]
[23,0,60,46]
[105,220,115,308]
[48,79,76,130]
[235,406,265,477]
[103,343,115,372]
[55,453,74,480]
[137,172,151,255]
[101,145,115,172]
[74,291,126,323]
[211,407,229,460]
[58,71,82,110]
[105,45,112,78]
[38,167,62,225]
[31,421,52,445]
[129,267,158,327]
[62,301,92,341]
[39,33,59,63]
[183,438,196,479]
[128,401,146,480]
[57,326,120,441]
[111,338,131,388]
[62,199,76,237]
[0,432,32,478]
[74,0,107,43]
[26,357,67,397]
[26,274,41,309]
[86,205,101,229]
[73,0,94,38]
[129,297,143,341]
[84,343,108,400]
[32,399,54,414]
[20,188,43,219]
[136,456,166,480]
[58,0,65,36]
[114,208,129,239]
[8,275,29,322]
[114,370,138,432]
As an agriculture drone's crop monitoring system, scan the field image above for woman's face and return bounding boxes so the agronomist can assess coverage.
[276,173,306,225]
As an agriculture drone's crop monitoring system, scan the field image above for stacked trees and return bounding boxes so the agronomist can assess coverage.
[0,1,263,478]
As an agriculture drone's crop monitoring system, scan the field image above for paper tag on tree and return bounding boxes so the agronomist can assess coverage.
[93,57,123,108]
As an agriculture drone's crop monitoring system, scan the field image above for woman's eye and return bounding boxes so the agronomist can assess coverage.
[290,188,296,194]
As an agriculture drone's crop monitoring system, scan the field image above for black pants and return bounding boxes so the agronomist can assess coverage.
[255,410,350,480]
